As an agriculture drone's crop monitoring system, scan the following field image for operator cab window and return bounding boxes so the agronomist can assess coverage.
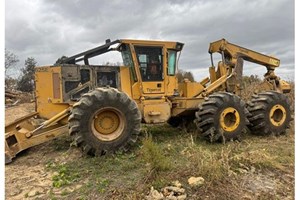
[135,46,163,82]
[120,44,137,82]
[167,50,177,75]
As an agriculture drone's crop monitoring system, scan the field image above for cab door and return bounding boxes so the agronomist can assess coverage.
[134,46,165,94]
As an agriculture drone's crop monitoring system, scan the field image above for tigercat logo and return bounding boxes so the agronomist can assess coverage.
[35,67,49,72]
[269,58,279,66]
[146,88,161,92]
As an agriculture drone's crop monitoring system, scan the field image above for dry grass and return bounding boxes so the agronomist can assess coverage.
[6,119,294,200]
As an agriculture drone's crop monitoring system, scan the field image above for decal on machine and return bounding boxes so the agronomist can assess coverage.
[269,58,280,66]
[35,67,49,72]
[146,88,161,92]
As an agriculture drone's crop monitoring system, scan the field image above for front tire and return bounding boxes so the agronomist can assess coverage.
[68,88,141,155]
[194,92,249,142]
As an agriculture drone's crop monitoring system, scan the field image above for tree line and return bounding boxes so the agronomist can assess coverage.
[6,49,263,93]
[5,50,197,93]
[5,49,36,92]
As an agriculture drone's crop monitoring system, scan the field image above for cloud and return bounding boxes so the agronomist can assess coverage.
[5,0,294,80]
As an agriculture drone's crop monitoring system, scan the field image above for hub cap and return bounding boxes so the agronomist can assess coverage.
[220,107,240,132]
[91,107,125,141]
[269,104,286,127]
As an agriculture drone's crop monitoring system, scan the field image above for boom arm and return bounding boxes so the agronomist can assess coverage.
[208,38,280,70]
[203,38,290,95]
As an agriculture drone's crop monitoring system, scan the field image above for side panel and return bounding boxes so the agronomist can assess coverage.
[170,97,204,117]
[61,65,93,102]
[61,65,123,101]
[178,82,205,97]
[35,66,69,120]
[165,76,178,96]
[142,100,171,123]
[142,82,164,94]
[132,82,141,100]
[119,67,132,97]
[52,73,61,99]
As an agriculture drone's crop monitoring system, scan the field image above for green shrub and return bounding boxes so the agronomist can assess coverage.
[140,135,170,172]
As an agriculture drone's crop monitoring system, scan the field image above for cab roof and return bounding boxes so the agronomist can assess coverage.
[62,39,184,65]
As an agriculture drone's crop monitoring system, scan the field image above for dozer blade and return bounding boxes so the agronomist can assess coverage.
[5,108,70,164]
[5,153,12,164]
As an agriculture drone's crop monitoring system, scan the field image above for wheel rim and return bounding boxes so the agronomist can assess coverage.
[91,107,125,141]
[269,104,286,127]
[220,107,240,132]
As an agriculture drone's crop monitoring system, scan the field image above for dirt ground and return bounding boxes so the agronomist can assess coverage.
[5,103,81,199]
[5,103,295,200]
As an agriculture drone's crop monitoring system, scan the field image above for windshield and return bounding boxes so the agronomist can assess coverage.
[120,44,137,81]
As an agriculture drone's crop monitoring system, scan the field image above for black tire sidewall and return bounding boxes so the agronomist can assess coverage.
[76,89,140,152]
[247,91,291,136]
[214,97,246,140]
[262,94,291,134]
[195,92,247,142]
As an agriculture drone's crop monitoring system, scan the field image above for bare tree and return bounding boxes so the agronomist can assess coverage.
[5,49,19,78]
[176,69,195,82]
[54,55,68,65]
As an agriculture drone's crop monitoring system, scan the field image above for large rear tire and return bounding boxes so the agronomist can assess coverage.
[194,92,249,142]
[247,91,291,136]
[68,88,141,155]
